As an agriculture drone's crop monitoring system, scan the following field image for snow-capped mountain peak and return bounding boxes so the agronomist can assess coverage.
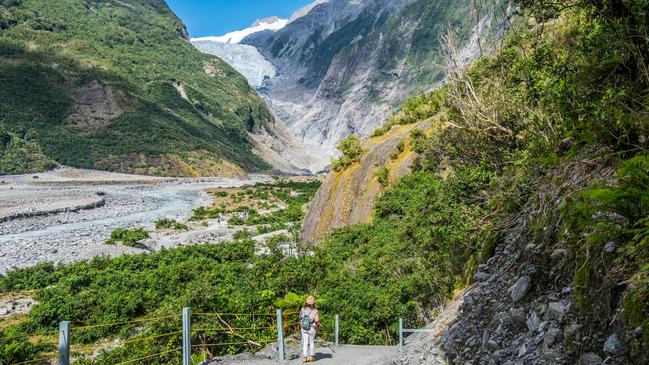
[252,16,283,27]
[191,16,288,44]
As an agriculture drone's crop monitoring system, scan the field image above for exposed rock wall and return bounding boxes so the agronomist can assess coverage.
[301,121,428,242]
[391,157,629,365]
[242,0,509,164]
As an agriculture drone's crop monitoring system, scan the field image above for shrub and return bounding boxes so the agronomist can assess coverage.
[154,218,188,231]
[331,134,363,172]
[376,166,389,186]
[105,228,149,247]
[232,229,252,240]
[189,206,225,221]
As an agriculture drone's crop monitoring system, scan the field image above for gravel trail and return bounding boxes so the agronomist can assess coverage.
[207,345,396,365]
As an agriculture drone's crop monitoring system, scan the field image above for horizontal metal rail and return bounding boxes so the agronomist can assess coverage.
[113,347,182,365]
[11,358,52,365]
[398,318,434,350]
[20,309,347,365]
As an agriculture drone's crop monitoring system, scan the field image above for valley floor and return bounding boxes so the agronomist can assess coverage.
[0,167,268,273]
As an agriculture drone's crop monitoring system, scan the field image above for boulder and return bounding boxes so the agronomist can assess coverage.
[474,272,491,282]
[548,302,567,321]
[508,276,532,302]
[526,311,541,332]
[578,352,603,365]
[543,328,563,346]
[603,333,622,354]
[603,241,617,253]
[510,308,526,325]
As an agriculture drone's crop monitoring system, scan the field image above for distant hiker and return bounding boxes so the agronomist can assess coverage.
[299,295,320,363]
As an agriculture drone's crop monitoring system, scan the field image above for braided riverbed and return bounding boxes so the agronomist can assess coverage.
[0,167,267,273]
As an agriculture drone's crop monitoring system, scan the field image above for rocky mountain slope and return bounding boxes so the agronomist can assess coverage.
[301,121,428,242]
[0,0,279,176]
[393,157,624,365]
[242,0,508,160]
[192,0,509,172]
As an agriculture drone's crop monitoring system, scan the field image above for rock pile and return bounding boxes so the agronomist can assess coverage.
[393,222,627,365]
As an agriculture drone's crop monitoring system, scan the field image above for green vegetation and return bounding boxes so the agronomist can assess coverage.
[189,206,225,221]
[0,125,57,174]
[375,166,389,186]
[566,154,649,355]
[331,134,363,172]
[228,180,320,228]
[154,218,188,231]
[105,228,149,247]
[2,0,648,363]
[0,168,485,362]
[361,0,648,361]
[0,0,272,175]
[371,91,444,138]
[189,181,320,236]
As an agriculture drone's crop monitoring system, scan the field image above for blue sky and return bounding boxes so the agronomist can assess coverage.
[166,0,313,38]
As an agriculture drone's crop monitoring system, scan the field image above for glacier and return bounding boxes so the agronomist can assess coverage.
[191,41,275,87]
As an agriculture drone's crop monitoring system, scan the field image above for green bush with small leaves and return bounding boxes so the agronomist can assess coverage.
[154,219,188,231]
[331,134,363,172]
[105,228,149,247]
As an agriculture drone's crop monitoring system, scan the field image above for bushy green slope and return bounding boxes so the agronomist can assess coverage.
[0,124,56,174]
[0,0,272,175]
[361,0,649,361]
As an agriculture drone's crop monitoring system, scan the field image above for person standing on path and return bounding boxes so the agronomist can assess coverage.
[299,295,320,363]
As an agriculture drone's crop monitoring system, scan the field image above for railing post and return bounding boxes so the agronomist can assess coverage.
[398,318,403,351]
[335,314,339,346]
[276,309,285,361]
[182,307,191,365]
[58,321,70,365]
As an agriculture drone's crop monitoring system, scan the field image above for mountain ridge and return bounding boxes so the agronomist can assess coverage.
[193,0,509,171]
[0,0,278,176]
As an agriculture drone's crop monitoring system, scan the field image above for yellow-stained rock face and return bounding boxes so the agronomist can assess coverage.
[301,121,430,243]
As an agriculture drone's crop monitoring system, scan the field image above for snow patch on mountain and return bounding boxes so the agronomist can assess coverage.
[191,16,288,44]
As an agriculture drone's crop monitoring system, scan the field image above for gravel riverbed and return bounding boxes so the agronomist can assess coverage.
[0,167,267,273]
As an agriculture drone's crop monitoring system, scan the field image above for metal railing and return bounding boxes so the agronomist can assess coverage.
[48,308,315,365]
[397,318,436,351]
[13,312,427,364]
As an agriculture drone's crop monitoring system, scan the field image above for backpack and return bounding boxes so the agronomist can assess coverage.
[301,312,312,331]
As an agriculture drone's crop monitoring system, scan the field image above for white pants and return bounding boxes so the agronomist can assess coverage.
[301,328,316,356]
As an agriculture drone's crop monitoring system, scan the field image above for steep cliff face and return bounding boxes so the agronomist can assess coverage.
[301,121,429,242]
[189,0,508,173]
[242,0,508,162]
